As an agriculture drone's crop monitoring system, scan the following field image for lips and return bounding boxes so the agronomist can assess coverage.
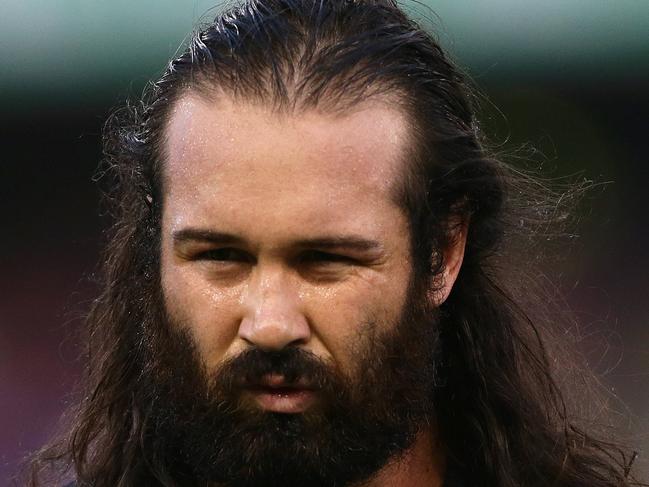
[251,373,314,390]
[245,374,317,413]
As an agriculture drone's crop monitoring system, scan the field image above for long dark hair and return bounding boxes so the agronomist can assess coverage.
[28,0,643,485]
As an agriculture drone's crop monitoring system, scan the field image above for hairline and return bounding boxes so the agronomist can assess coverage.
[155,81,425,224]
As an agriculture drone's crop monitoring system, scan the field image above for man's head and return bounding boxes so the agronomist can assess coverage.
[145,94,462,486]
[102,3,484,481]
[128,2,480,480]
[29,1,638,486]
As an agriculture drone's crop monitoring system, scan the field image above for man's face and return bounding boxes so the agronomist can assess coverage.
[154,93,439,486]
[161,94,415,390]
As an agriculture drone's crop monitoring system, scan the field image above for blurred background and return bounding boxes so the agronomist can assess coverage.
[1,0,648,484]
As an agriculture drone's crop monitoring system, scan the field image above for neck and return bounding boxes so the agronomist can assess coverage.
[356,428,446,487]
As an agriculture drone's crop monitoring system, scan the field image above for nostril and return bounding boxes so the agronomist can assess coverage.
[238,312,311,351]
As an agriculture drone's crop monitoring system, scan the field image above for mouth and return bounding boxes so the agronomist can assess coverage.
[245,374,317,413]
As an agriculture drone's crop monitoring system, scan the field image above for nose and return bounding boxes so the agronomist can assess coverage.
[238,266,311,351]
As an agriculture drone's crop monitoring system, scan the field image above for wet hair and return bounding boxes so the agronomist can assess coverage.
[27,0,643,485]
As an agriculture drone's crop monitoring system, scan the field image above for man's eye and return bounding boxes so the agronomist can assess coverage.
[301,251,354,265]
[196,248,250,262]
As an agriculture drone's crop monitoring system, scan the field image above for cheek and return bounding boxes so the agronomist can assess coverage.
[161,257,243,368]
[303,274,409,372]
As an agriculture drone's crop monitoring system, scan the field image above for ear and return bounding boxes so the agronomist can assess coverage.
[429,220,468,307]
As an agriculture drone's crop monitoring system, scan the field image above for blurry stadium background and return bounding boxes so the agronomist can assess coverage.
[1,0,648,483]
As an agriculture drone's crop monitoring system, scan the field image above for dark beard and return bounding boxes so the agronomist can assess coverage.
[137,278,440,487]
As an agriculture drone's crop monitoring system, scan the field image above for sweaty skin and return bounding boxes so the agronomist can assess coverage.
[160,93,465,487]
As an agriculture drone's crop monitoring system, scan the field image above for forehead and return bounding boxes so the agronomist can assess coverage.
[162,93,411,239]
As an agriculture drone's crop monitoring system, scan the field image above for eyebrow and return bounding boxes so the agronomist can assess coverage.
[172,228,383,252]
[295,236,383,253]
[173,228,245,245]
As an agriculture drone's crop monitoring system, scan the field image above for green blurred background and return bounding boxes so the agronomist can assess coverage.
[1,0,648,483]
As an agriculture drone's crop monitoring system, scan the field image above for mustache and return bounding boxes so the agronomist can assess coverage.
[212,347,343,393]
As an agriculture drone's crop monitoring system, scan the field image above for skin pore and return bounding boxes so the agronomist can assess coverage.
[159,92,466,486]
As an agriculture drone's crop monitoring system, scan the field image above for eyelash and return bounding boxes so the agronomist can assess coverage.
[300,250,354,265]
[196,248,251,262]
[195,248,355,266]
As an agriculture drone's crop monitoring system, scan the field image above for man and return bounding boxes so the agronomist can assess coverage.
[29,0,640,486]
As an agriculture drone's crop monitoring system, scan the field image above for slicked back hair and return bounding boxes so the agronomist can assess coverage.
[28,0,641,486]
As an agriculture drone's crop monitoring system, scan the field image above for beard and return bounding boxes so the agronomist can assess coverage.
[136,276,441,487]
